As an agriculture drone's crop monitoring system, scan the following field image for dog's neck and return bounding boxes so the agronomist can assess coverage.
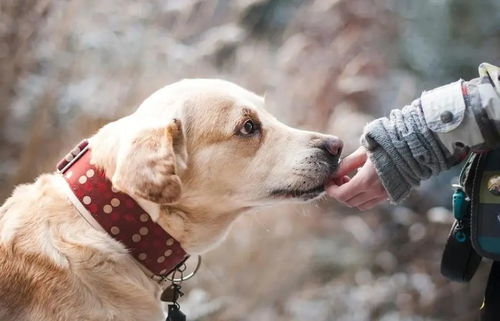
[119,189,241,254]
[156,205,240,254]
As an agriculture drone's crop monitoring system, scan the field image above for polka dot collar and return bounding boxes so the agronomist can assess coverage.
[57,140,188,277]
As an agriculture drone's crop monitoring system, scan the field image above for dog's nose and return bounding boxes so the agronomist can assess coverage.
[322,137,343,156]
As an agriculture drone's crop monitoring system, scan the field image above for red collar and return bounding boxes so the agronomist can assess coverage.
[57,140,188,277]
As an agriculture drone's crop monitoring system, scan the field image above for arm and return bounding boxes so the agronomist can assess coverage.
[327,63,500,206]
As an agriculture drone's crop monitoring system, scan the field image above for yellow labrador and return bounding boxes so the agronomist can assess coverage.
[0,79,342,321]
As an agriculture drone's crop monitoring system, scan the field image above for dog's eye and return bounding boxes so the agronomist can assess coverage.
[240,120,256,136]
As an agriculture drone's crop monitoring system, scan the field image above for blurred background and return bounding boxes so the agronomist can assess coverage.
[1,0,499,320]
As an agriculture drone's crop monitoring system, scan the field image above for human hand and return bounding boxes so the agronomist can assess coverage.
[326,147,388,210]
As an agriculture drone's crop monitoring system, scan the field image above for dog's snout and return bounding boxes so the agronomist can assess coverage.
[322,137,343,157]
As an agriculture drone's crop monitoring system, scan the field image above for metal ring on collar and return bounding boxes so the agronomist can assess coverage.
[167,255,202,282]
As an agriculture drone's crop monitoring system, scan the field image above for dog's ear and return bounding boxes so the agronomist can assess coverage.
[111,119,185,204]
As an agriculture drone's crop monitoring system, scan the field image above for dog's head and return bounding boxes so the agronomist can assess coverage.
[98,79,342,214]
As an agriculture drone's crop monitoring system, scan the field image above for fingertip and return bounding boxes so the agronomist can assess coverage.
[325,184,340,197]
[332,177,343,186]
[330,176,350,186]
[335,148,368,177]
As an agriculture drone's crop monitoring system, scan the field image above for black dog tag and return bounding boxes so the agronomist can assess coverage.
[166,304,186,321]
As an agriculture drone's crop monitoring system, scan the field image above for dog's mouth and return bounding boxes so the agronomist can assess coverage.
[270,184,326,201]
[269,153,340,201]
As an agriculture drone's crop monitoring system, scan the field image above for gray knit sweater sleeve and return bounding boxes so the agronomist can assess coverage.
[361,99,458,203]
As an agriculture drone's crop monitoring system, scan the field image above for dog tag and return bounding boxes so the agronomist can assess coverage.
[161,284,183,303]
[166,304,186,321]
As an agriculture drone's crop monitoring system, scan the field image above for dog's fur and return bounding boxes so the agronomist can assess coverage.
[0,79,340,321]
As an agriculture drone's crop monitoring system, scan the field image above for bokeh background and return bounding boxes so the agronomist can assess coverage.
[1,0,500,320]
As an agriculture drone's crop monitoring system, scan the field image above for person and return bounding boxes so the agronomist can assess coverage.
[325,62,500,320]
[327,62,500,209]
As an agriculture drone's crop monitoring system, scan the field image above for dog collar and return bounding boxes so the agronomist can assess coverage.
[57,140,188,277]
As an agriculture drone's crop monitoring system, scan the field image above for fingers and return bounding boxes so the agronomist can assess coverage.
[326,182,363,205]
[328,187,387,210]
[332,175,350,186]
[325,147,367,189]
[345,192,387,208]
[334,147,368,177]
[326,154,389,210]
[344,193,377,208]
[357,197,388,211]
[326,158,372,202]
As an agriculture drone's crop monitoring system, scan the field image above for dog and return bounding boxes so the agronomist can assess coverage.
[0,79,342,321]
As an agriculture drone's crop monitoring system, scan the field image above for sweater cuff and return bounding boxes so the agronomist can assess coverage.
[366,145,412,203]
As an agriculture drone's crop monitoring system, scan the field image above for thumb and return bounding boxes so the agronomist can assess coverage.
[335,147,368,177]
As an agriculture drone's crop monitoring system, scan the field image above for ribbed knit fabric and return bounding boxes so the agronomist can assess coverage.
[362,99,457,203]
